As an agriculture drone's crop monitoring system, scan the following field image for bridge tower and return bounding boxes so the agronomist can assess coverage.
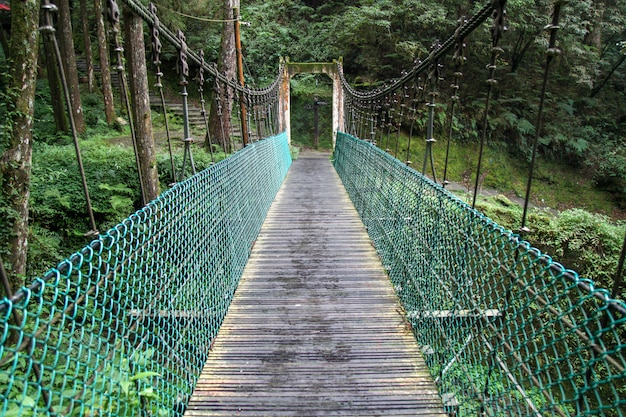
[278,57,344,148]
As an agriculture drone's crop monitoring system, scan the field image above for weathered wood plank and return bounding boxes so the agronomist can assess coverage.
[185,151,446,417]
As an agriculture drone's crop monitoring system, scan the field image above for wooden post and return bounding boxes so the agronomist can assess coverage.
[233,5,249,146]
[278,58,291,144]
[331,59,344,149]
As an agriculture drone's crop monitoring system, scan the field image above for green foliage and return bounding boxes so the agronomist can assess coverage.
[475,196,626,301]
[1,346,166,416]
[532,209,625,297]
[29,141,141,269]
[157,145,223,186]
[290,77,333,150]
[290,145,300,160]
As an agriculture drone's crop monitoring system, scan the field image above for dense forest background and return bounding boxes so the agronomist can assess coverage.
[239,0,626,203]
[182,0,626,205]
[0,0,625,298]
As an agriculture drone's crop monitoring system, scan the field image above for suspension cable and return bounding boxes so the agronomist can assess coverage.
[472,1,506,209]
[108,0,148,206]
[149,3,177,183]
[41,0,98,236]
[520,2,562,231]
[442,18,467,188]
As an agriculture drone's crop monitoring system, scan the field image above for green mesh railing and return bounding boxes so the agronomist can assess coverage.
[0,133,291,417]
[334,132,626,416]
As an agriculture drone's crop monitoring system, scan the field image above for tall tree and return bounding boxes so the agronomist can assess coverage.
[0,24,8,58]
[42,35,69,132]
[1,0,39,294]
[94,0,116,124]
[80,0,95,92]
[123,4,160,202]
[57,0,86,133]
[208,0,237,152]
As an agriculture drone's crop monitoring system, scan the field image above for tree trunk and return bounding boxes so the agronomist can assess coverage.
[42,34,70,132]
[590,53,626,97]
[509,29,537,73]
[208,0,237,153]
[584,2,605,50]
[80,0,95,92]
[0,24,9,59]
[57,0,86,134]
[94,0,116,125]
[1,0,39,295]
[123,5,160,202]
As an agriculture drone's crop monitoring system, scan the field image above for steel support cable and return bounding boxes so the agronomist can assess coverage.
[520,2,562,232]
[393,85,408,159]
[149,3,177,182]
[214,81,229,155]
[108,0,147,207]
[122,0,283,156]
[40,0,97,236]
[120,0,283,99]
[177,29,197,180]
[338,1,497,102]
[404,77,420,166]
[442,18,467,188]
[197,50,215,163]
[472,1,507,209]
[422,41,442,182]
[479,3,560,411]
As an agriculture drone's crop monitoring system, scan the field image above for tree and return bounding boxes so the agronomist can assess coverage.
[57,0,86,134]
[0,0,39,295]
[42,34,69,132]
[80,0,95,92]
[94,0,116,125]
[208,0,237,153]
[123,4,160,202]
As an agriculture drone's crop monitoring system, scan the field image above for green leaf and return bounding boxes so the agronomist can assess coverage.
[130,371,161,381]
[131,348,155,367]
[120,379,132,396]
[22,396,36,408]
[4,405,23,417]
[98,182,134,195]
[138,386,159,399]
[110,195,133,212]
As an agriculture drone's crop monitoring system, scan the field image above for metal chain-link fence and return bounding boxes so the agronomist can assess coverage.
[1,133,291,417]
[334,132,626,416]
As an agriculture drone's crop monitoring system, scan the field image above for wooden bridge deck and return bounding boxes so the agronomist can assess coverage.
[185,151,446,417]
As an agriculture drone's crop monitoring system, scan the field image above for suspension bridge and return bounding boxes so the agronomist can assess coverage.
[1,0,625,416]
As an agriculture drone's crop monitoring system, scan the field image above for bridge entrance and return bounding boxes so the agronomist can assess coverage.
[278,58,344,148]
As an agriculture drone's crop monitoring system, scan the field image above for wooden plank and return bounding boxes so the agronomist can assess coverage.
[185,151,446,417]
